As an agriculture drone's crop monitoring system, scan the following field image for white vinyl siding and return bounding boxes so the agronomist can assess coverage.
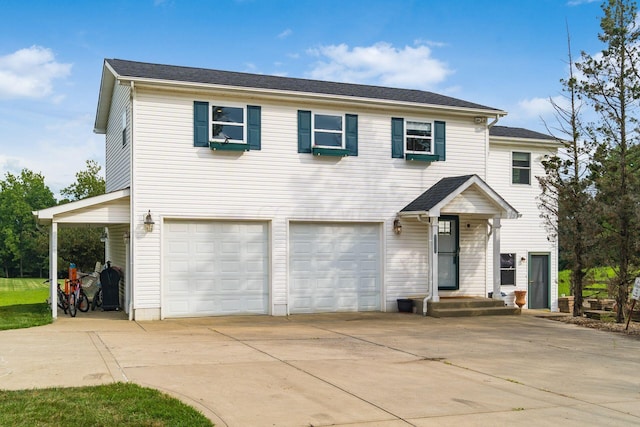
[124,85,499,315]
[487,143,558,309]
[105,83,131,192]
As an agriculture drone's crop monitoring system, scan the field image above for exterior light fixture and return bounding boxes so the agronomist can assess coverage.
[100,230,108,242]
[393,218,402,235]
[123,231,130,243]
[144,210,155,232]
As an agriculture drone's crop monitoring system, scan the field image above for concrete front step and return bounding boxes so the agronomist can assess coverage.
[423,297,521,318]
[428,306,521,318]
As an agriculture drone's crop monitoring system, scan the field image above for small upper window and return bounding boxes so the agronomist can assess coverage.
[500,253,516,286]
[512,152,531,185]
[211,106,245,143]
[314,114,343,148]
[406,120,433,154]
[121,110,127,147]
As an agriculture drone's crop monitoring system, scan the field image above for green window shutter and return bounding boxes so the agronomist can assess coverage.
[193,101,209,147]
[298,110,312,153]
[345,114,358,156]
[391,117,404,158]
[247,105,261,150]
[434,120,446,161]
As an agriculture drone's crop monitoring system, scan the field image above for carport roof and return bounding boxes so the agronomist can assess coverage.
[33,188,130,226]
[399,175,520,219]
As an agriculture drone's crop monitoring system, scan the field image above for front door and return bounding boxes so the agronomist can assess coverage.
[529,254,550,309]
[438,216,459,290]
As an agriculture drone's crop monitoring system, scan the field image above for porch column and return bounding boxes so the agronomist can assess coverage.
[49,222,58,319]
[429,216,439,302]
[492,217,502,301]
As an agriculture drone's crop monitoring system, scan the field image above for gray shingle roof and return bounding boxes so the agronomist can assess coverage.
[401,175,476,212]
[106,59,502,112]
[490,125,555,140]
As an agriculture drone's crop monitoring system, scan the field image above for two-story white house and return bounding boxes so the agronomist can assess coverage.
[35,59,559,321]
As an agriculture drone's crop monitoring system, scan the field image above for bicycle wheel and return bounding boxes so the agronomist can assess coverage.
[78,289,90,312]
[57,289,68,314]
[68,292,77,317]
[92,288,103,311]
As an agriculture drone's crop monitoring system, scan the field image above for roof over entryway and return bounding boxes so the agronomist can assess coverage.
[33,188,130,226]
[399,175,519,219]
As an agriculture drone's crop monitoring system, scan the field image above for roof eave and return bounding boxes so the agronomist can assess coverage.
[113,75,508,117]
[93,61,119,134]
[490,135,562,147]
[33,188,130,224]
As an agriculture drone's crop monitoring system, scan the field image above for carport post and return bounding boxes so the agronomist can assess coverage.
[492,217,502,301]
[49,222,58,319]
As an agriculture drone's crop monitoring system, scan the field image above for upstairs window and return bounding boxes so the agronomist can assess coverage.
[121,110,127,147]
[512,152,531,185]
[298,110,358,156]
[500,253,516,286]
[406,120,433,154]
[314,114,343,148]
[391,118,445,161]
[211,106,245,143]
[193,101,261,150]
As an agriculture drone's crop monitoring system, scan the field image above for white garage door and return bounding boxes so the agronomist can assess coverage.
[289,223,381,313]
[164,220,269,317]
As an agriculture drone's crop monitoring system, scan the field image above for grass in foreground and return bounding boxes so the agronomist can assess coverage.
[0,382,213,427]
[0,303,52,331]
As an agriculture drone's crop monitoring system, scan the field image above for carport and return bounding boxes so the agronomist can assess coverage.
[33,188,130,319]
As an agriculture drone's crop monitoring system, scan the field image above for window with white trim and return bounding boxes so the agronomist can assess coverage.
[512,152,531,184]
[211,105,245,143]
[405,120,433,154]
[313,113,344,148]
[500,253,516,286]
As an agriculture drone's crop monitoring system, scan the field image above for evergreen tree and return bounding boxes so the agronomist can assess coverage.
[576,0,640,322]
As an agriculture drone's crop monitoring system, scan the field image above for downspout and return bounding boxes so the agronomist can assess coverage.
[416,214,431,315]
[128,80,135,321]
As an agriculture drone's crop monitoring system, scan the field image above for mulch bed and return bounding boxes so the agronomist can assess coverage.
[546,314,640,339]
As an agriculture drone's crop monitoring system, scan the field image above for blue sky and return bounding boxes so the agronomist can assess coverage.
[0,0,604,197]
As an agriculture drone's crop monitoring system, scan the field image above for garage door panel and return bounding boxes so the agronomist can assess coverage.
[164,220,269,317]
[289,223,381,314]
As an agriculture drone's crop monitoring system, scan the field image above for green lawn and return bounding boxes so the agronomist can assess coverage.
[558,267,614,298]
[0,277,50,307]
[0,382,213,426]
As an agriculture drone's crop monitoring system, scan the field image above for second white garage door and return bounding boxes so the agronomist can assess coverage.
[163,220,269,317]
[289,223,381,313]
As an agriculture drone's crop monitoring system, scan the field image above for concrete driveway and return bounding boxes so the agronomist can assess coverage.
[1,310,640,426]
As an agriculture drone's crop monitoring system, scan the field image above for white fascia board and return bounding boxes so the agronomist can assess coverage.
[33,188,130,222]
[490,135,562,148]
[94,61,119,134]
[115,76,508,118]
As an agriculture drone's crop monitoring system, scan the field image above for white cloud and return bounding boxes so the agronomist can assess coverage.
[306,42,452,89]
[517,96,568,118]
[0,46,72,99]
[277,29,292,39]
[567,0,598,6]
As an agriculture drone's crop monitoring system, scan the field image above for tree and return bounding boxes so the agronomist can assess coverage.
[0,170,55,277]
[538,26,597,317]
[576,0,640,322]
[57,160,107,273]
[60,159,106,201]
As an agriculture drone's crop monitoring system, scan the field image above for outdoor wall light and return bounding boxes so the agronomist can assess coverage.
[100,230,108,242]
[393,218,402,235]
[123,231,130,243]
[144,210,155,233]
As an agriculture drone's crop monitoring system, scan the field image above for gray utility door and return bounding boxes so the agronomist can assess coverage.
[438,216,459,290]
[529,254,550,309]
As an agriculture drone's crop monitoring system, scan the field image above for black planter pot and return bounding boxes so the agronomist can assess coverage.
[397,298,414,313]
